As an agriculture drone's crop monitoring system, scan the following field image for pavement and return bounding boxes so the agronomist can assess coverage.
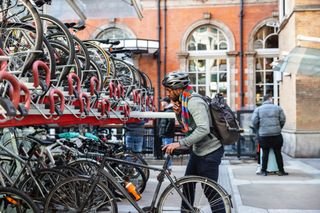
[117,154,320,213]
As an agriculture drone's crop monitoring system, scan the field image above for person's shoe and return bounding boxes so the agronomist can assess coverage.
[255,165,262,174]
[278,171,289,176]
[257,171,267,176]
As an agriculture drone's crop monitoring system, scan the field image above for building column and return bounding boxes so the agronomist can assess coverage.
[245,51,257,109]
[227,51,238,110]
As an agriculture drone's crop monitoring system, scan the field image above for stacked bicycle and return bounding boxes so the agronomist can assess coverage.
[0,0,155,128]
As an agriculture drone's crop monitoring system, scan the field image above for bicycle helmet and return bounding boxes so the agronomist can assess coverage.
[162,72,190,89]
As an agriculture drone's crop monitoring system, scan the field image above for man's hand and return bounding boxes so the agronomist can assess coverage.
[162,142,181,154]
[173,102,181,114]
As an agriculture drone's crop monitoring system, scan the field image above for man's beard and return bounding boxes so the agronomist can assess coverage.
[171,95,179,102]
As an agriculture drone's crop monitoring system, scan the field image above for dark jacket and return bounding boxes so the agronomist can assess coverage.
[251,100,286,137]
[125,120,145,137]
[159,105,175,138]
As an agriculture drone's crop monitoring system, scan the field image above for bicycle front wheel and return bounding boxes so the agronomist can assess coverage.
[157,175,232,213]
[0,186,40,213]
[44,176,118,212]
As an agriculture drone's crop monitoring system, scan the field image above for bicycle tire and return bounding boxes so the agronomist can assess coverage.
[83,41,115,79]
[44,176,118,212]
[72,35,91,71]
[157,175,232,213]
[23,14,76,65]
[0,186,40,213]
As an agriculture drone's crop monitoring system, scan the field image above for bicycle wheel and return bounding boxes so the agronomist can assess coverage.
[18,168,68,203]
[0,186,40,213]
[121,152,150,182]
[157,175,232,213]
[44,176,118,212]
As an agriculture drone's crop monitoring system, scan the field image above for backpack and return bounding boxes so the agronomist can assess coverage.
[193,93,242,145]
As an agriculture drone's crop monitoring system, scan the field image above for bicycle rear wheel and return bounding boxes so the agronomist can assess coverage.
[0,186,40,212]
[44,176,118,212]
[157,175,232,213]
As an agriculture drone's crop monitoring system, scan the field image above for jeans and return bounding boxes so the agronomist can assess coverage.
[125,135,143,153]
[162,137,174,169]
[182,146,225,212]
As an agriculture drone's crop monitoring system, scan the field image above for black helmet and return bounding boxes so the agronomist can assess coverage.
[162,71,190,89]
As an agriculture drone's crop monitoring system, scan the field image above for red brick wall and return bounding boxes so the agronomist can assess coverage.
[76,2,278,109]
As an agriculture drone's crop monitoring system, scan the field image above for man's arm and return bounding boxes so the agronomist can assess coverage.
[251,108,260,131]
[279,107,286,128]
[179,97,210,147]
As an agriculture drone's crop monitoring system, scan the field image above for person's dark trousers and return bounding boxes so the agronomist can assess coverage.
[181,146,224,212]
[259,134,285,172]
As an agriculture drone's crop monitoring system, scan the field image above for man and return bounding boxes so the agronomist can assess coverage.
[158,96,175,171]
[251,94,288,176]
[161,71,224,212]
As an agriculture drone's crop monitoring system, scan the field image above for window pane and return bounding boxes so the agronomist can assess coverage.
[188,43,196,51]
[265,58,274,70]
[219,42,227,50]
[219,73,227,82]
[256,85,264,105]
[256,58,263,70]
[256,72,263,83]
[198,86,206,96]
[197,59,206,71]
[254,40,263,49]
[219,83,227,95]
[197,43,207,51]
[189,73,196,84]
[211,73,217,82]
[198,73,206,84]
[265,85,274,96]
[265,34,278,48]
[219,59,227,71]
[188,60,196,71]
[265,72,274,83]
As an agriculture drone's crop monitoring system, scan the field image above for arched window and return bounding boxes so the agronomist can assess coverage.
[186,25,229,98]
[95,27,133,39]
[254,24,280,105]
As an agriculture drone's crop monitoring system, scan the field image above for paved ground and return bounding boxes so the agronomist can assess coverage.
[116,154,320,213]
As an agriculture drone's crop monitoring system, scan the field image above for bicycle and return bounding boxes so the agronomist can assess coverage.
[44,147,233,212]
